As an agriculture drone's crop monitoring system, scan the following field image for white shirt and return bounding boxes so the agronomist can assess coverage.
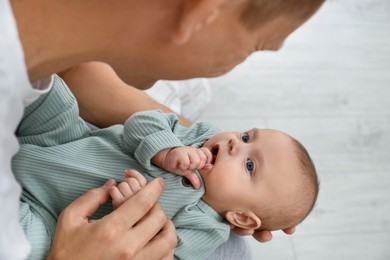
[0,1,52,259]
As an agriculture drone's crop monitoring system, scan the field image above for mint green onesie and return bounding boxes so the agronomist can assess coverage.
[12,75,230,260]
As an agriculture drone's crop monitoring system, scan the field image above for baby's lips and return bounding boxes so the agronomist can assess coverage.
[202,163,213,169]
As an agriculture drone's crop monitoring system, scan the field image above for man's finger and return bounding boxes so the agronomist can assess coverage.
[107,177,165,227]
[282,226,296,235]
[132,220,177,260]
[231,226,254,236]
[65,179,116,220]
[159,250,175,260]
[129,202,168,245]
[252,230,273,243]
[113,202,169,257]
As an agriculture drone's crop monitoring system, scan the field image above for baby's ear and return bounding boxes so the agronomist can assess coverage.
[225,210,261,230]
[171,0,225,44]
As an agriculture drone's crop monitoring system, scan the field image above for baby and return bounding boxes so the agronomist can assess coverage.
[13,75,319,259]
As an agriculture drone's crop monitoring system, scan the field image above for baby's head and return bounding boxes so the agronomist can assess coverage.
[199,128,319,231]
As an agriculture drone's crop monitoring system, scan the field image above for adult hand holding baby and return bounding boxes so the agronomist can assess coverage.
[48,174,177,260]
[232,225,296,242]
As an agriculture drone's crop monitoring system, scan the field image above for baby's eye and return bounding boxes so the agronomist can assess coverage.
[246,159,254,174]
[241,132,250,143]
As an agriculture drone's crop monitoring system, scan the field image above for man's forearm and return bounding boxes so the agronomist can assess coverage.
[59,62,191,128]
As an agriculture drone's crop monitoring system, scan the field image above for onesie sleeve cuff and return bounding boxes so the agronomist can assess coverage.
[133,129,183,169]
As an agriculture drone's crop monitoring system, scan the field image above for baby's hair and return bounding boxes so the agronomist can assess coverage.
[259,136,319,231]
[240,0,325,30]
[291,137,319,223]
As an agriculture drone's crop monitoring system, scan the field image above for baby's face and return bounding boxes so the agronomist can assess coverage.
[199,128,301,217]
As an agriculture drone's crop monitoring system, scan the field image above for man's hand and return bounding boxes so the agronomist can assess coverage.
[48,173,177,259]
[152,147,212,189]
[232,225,296,243]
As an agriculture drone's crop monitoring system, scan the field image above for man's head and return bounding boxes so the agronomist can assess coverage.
[15,0,324,84]
[115,0,325,87]
[199,128,319,231]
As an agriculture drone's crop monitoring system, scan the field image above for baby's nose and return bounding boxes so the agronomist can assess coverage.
[228,139,238,154]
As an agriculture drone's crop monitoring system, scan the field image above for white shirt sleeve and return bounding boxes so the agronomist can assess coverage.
[0,1,52,259]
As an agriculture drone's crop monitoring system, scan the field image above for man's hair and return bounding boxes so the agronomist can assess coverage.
[240,0,325,30]
[259,137,319,231]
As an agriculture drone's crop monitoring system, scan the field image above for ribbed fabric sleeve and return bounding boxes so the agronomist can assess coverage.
[123,110,220,172]
[17,75,89,146]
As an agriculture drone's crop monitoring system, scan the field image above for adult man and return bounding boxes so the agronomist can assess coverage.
[1,0,324,259]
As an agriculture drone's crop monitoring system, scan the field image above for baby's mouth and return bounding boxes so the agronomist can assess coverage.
[210,145,219,165]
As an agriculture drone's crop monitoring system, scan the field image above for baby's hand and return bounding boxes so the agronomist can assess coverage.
[110,169,147,210]
[164,147,212,172]
[158,147,212,189]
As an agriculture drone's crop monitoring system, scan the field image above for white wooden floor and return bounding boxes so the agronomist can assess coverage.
[199,0,390,259]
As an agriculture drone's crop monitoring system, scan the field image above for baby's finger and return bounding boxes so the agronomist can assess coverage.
[109,186,124,202]
[200,147,213,165]
[178,155,190,171]
[184,170,201,190]
[124,177,142,194]
[117,181,134,199]
[124,169,147,187]
[195,149,209,169]
[110,186,126,209]
[187,150,205,170]
[187,152,201,171]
